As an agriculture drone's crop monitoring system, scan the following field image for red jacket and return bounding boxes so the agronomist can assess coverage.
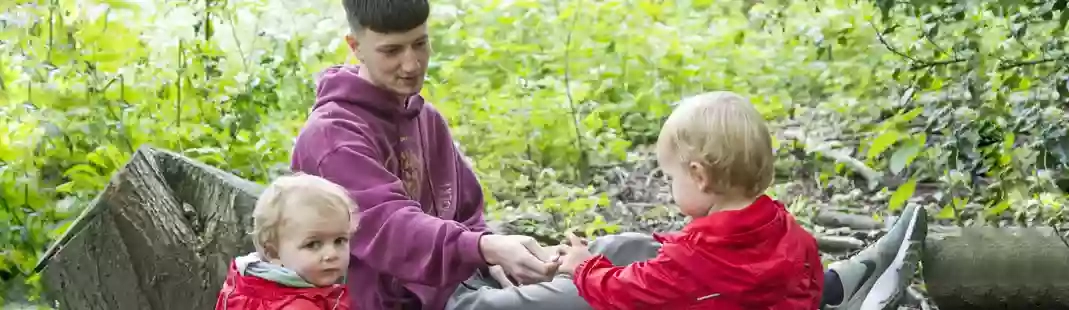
[573,195,823,310]
[215,261,351,310]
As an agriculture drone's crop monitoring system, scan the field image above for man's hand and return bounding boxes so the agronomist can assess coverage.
[480,235,560,284]
[488,265,515,287]
[557,233,594,276]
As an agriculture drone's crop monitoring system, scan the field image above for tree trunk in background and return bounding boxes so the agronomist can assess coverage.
[33,146,264,310]
[923,226,1069,310]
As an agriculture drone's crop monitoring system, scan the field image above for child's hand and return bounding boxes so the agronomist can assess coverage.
[557,233,594,276]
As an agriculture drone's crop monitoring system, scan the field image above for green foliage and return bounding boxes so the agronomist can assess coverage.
[862,0,1069,224]
[0,0,1066,305]
[1,0,309,302]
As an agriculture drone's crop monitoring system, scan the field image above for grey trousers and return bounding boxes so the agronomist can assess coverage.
[445,233,663,310]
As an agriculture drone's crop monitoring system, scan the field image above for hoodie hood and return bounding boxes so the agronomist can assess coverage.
[235,252,315,288]
[217,254,351,310]
[313,65,425,120]
[659,195,811,294]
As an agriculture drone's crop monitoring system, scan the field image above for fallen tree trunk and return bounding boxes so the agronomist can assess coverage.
[923,226,1069,310]
[33,145,265,310]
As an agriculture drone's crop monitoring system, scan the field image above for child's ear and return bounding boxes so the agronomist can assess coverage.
[686,161,713,192]
[261,245,279,261]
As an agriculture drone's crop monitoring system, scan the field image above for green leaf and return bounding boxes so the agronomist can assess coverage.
[889,137,924,174]
[101,0,140,10]
[64,164,101,179]
[985,200,1011,216]
[896,107,924,124]
[867,130,900,160]
[48,220,74,240]
[889,178,917,211]
[935,205,957,220]
[55,182,76,194]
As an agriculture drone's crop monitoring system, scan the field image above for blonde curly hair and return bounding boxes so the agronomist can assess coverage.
[656,91,775,198]
[251,173,355,259]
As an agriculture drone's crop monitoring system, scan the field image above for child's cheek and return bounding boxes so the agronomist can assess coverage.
[679,201,707,218]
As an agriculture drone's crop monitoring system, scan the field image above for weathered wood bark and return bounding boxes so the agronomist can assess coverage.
[923,226,1069,310]
[33,145,264,310]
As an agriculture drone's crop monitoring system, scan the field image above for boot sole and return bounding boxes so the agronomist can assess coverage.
[858,206,927,310]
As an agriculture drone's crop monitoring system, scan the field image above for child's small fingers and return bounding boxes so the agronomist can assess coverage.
[546,261,562,274]
[567,233,585,246]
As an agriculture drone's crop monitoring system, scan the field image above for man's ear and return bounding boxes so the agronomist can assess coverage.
[345,33,360,60]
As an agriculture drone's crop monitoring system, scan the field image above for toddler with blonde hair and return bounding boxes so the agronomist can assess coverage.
[556,91,823,309]
[552,91,928,310]
[216,173,353,310]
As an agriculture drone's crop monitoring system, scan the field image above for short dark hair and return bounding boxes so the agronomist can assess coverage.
[342,0,430,34]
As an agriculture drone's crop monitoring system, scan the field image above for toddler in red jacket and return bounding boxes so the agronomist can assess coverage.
[556,91,824,310]
[216,173,353,310]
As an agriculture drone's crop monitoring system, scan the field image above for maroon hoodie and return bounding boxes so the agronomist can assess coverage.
[290,65,491,310]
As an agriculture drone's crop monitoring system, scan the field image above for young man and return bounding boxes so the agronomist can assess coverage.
[291,0,929,309]
[290,0,560,309]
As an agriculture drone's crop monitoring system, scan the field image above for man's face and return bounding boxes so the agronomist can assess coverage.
[346,24,431,97]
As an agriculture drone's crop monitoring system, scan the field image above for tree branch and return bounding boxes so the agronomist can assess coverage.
[910,58,967,70]
[872,22,917,62]
[998,56,1068,70]
[872,21,968,72]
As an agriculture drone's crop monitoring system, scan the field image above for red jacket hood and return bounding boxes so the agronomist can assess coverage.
[215,260,351,310]
[657,195,817,301]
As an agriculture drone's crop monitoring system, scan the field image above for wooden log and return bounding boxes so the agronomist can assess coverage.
[923,226,1069,310]
[813,210,884,230]
[815,235,865,252]
[33,145,264,310]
